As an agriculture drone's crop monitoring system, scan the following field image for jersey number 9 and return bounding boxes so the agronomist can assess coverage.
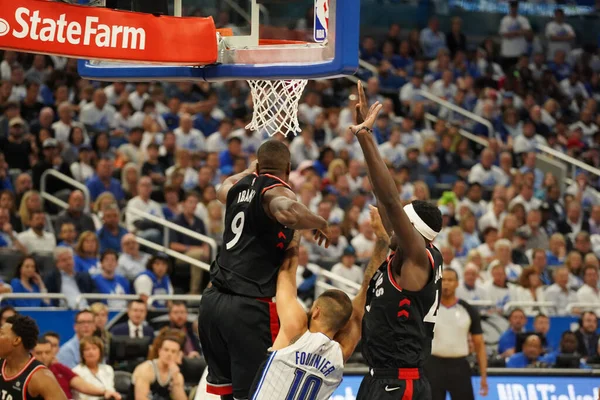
[226,211,245,250]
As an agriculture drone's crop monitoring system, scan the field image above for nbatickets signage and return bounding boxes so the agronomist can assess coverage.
[0,0,218,64]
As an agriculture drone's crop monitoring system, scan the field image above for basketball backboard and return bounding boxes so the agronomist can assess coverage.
[76,0,359,82]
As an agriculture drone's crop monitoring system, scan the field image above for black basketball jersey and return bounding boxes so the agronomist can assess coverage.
[361,244,444,369]
[0,357,46,400]
[210,173,294,298]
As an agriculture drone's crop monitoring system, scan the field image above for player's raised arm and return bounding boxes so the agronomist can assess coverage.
[264,186,330,247]
[216,160,258,204]
[272,232,309,350]
[335,206,389,362]
[351,82,430,280]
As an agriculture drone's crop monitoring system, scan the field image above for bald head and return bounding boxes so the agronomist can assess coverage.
[311,289,353,333]
[257,140,291,177]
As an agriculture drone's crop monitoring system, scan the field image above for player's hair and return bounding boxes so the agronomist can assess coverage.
[6,315,39,351]
[257,140,291,173]
[313,290,353,332]
[411,200,443,234]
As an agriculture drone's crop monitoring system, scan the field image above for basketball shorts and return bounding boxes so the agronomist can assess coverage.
[357,368,431,400]
[198,285,279,399]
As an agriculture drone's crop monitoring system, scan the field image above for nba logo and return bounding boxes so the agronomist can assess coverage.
[314,0,329,43]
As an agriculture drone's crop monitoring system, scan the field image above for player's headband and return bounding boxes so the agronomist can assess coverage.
[403,203,440,241]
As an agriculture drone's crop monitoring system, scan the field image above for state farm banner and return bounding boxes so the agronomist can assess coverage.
[0,0,218,65]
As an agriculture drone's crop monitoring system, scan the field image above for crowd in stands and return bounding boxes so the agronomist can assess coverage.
[0,1,599,388]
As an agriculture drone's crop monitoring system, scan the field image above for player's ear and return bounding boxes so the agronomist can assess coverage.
[312,306,320,320]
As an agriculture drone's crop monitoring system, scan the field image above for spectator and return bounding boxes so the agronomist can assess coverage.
[531,248,552,285]
[79,89,115,133]
[0,207,26,253]
[120,162,140,201]
[92,250,131,309]
[72,336,117,400]
[350,217,376,261]
[110,299,154,339]
[219,137,244,175]
[546,331,589,368]
[479,197,507,232]
[117,234,151,281]
[330,246,362,293]
[476,227,499,262]
[574,311,599,360]
[9,256,49,307]
[89,302,111,353]
[174,113,205,152]
[70,144,95,183]
[482,262,517,313]
[55,191,95,237]
[545,267,579,316]
[0,117,32,171]
[468,149,507,187]
[57,309,96,368]
[126,176,164,244]
[0,305,16,326]
[44,247,95,309]
[420,17,447,59]
[52,102,79,144]
[498,1,531,70]
[32,138,74,195]
[498,308,527,357]
[133,254,174,307]
[205,118,233,153]
[509,182,542,212]
[96,204,128,254]
[74,231,100,274]
[558,203,590,240]
[456,263,486,301]
[16,210,56,254]
[506,335,552,368]
[169,192,209,294]
[517,267,548,316]
[86,158,125,204]
[577,266,600,315]
[513,120,548,155]
[446,17,467,57]
[546,233,567,266]
[165,301,201,358]
[141,143,167,190]
[532,314,555,353]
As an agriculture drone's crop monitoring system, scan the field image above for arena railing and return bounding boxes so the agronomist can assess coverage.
[315,269,361,299]
[74,294,142,309]
[146,294,202,307]
[565,302,600,314]
[40,169,91,211]
[502,301,557,314]
[0,293,68,310]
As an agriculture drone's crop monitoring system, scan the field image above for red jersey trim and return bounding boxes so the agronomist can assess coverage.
[425,248,435,270]
[387,254,403,292]
[206,383,233,395]
[1,357,36,381]
[261,173,292,189]
[22,365,45,400]
[402,378,414,399]
[261,183,286,195]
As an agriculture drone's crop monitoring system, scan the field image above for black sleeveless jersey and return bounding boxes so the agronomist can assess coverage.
[361,244,444,368]
[129,360,172,400]
[210,173,294,298]
[0,357,46,400]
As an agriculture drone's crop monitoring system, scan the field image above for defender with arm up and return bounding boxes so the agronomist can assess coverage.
[249,206,390,400]
[352,81,444,400]
[198,140,330,400]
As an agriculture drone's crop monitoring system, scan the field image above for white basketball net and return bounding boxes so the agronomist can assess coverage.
[245,79,308,137]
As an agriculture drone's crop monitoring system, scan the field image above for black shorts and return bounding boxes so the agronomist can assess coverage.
[357,368,431,400]
[424,355,474,400]
[198,286,279,399]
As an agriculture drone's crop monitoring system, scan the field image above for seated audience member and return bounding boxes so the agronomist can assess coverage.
[168,192,209,294]
[92,250,131,309]
[91,192,118,230]
[72,336,117,400]
[586,339,600,365]
[130,335,186,400]
[165,301,201,358]
[296,244,321,303]
[85,158,125,204]
[42,331,60,362]
[45,247,95,309]
[545,331,589,368]
[330,246,363,293]
[9,256,49,307]
[517,267,548,316]
[545,267,578,315]
[456,263,485,301]
[0,207,26,253]
[492,239,522,282]
[74,231,101,274]
[57,222,77,249]
[54,191,95,237]
[34,336,121,399]
[482,263,517,313]
[89,302,111,351]
[575,311,600,360]
[350,218,376,262]
[498,308,527,358]
[16,210,56,254]
[133,254,174,307]
[125,177,164,244]
[96,204,128,253]
[110,299,154,339]
[577,266,600,315]
[506,335,553,368]
[312,223,348,262]
[57,310,97,368]
[533,314,555,353]
[117,233,151,281]
[0,305,16,325]
[546,233,567,266]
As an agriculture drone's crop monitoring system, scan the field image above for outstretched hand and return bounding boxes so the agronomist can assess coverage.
[350,81,383,136]
[314,226,330,248]
[369,205,389,242]
[355,80,369,124]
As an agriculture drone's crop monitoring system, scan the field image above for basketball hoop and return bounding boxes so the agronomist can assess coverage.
[245,79,308,137]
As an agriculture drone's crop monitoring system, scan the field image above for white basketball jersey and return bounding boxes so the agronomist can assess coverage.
[251,330,344,400]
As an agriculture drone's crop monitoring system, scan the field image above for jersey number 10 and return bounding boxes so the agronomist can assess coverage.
[285,368,323,400]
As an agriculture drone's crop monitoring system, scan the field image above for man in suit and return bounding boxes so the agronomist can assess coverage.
[575,311,600,360]
[44,247,95,308]
[110,299,154,339]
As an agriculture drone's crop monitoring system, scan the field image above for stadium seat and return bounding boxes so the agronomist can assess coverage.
[114,370,132,400]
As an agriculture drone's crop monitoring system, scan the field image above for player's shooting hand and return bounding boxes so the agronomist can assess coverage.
[355,81,370,125]
[480,377,488,396]
[314,226,330,248]
[369,205,389,242]
[349,101,383,136]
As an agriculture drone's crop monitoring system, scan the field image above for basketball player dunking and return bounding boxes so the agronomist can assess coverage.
[351,82,444,400]
[0,315,67,400]
[249,206,390,400]
[198,140,330,400]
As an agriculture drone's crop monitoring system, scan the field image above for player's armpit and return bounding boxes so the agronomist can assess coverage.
[27,368,68,400]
